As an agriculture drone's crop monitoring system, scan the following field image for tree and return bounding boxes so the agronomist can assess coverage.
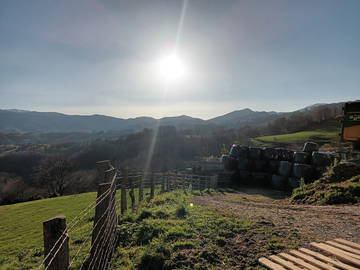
[37,156,73,196]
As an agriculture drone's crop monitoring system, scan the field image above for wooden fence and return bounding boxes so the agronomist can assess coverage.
[38,161,218,270]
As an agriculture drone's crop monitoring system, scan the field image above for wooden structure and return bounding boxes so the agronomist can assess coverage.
[259,238,360,270]
[341,101,360,150]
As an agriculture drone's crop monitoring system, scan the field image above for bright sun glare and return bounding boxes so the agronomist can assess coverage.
[157,54,186,82]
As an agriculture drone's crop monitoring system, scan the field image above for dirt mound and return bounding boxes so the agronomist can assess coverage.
[291,161,360,204]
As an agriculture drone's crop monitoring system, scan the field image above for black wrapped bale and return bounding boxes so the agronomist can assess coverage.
[263,147,278,160]
[252,172,271,186]
[278,161,292,177]
[229,144,248,158]
[222,155,238,171]
[239,170,251,185]
[220,155,229,163]
[292,163,314,182]
[249,147,263,159]
[311,152,336,167]
[288,177,301,189]
[253,160,267,172]
[237,157,249,170]
[271,174,287,190]
[303,142,319,153]
[315,166,327,178]
[294,151,311,164]
[268,160,280,174]
[276,148,294,161]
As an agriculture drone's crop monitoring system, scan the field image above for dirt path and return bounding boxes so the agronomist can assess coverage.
[195,188,360,246]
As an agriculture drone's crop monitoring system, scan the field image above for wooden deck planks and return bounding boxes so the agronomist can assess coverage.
[259,257,287,270]
[299,248,359,270]
[259,239,360,270]
[289,249,340,270]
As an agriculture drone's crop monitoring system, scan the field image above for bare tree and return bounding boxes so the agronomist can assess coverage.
[37,156,73,196]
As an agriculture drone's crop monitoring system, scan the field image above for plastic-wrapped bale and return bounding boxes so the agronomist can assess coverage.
[294,151,311,164]
[222,155,238,171]
[292,163,314,182]
[267,160,280,174]
[303,142,319,153]
[263,147,278,160]
[252,172,271,186]
[229,144,248,158]
[311,152,336,167]
[271,174,287,190]
[249,147,263,159]
[315,166,327,178]
[237,157,249,170]
[239,170,251,185]
[276,148,294,161]
[253,159,267,172]
[288,177,301,189]
[278,161,292,177]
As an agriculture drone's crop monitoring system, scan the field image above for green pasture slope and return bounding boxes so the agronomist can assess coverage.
[253,130,339,147]
[0,188,153,270]
[0,192,97,269]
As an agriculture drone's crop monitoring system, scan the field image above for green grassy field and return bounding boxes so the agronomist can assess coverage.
[0,187,157,270]
[0,187,300,270]
[252,130,339,147]
[0,192,97,269]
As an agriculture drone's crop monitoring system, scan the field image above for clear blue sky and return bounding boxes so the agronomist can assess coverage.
[0,0,359,119]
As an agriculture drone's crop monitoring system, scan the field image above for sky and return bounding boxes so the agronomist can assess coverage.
[0,0,359,119]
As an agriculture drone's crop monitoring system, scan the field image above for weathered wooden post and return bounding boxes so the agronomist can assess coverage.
[139,173,144,202]
[88,167,116,269]
[129,172,135,211]
[43,216,69,270]
[166,172,170,192]
[161,172,165,193]
[96,160,111,184]
[121,168,128,215]
[150,172,155,199]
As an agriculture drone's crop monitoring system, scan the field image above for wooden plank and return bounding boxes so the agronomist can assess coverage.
[299,248,359,270]
[259,257,287,270]
[310,242,360,267]
[269,255,303,270]
[279,253,322,270]
[313,243,360,260]
[289,250,340,270]
[327,241,360,256]
[334,239,360,251]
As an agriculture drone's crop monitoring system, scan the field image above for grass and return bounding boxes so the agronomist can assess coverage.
[0,187,157,270]
[0,187,300,270]
[252,130,339,147]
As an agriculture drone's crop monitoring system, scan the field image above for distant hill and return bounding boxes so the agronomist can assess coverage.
[0,108,277,133]
[0,101,351,134]
[207,108,282,128]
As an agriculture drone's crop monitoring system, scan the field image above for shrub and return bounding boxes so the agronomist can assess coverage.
[175,205,188,218]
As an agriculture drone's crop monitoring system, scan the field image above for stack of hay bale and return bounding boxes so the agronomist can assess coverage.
[221,142,338,190]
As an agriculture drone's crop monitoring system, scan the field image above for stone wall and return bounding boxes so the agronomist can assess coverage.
[221,142,338,190]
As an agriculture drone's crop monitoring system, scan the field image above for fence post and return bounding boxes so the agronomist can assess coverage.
[121,168,128,215]
[160,172,165,193]
[96,160,111,184]
[139,173,144,202]
[166,172,169,192]
[88,167,116,269]
[43,216,69,270]
[129,172,135,211]
[150,172,155,199]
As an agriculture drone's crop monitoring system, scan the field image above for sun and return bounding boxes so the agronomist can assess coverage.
[157,54,186,82]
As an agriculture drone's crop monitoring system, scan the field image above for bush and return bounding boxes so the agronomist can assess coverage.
[175,205,188,219]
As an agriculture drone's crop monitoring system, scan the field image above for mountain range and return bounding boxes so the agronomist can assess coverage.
[0,102,345,134]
